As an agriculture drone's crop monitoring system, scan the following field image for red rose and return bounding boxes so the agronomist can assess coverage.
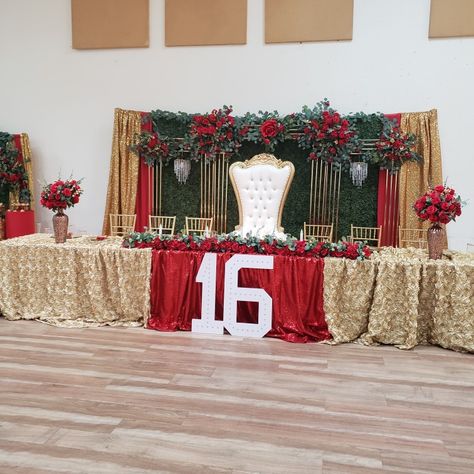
[445,194,453,202]
[426,205,437,215]
[260,119,282,139]
[72,195,79,204]
[434,185,445,193]
[439,212,450,224]
[440,202,449,211]
[63,188,72,197]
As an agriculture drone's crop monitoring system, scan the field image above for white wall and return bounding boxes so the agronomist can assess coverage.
[1,0,473,248]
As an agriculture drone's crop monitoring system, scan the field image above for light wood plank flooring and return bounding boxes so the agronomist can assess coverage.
[0,319,473,473]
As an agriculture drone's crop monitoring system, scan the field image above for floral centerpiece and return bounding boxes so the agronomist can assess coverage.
[374,122,421,172]
[40,178,83,243]
[414,184,462,259]
[296,101,358,168]
[189,105,241,161]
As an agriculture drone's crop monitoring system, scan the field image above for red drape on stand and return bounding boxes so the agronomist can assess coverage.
[377,113,401,247]
[148,250,331,343]
[135,112,152,231]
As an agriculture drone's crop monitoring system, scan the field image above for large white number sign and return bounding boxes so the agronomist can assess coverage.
[192,254,274,338]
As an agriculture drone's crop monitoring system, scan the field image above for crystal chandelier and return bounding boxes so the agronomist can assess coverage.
[174,158,191,184]
[350,162,368,187]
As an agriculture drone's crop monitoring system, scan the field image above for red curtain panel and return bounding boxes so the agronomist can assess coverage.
[135,112,152,231]
[377,113,401,247]
[148,250,330,343]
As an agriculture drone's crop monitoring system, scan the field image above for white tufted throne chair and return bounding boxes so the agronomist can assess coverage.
[229,154,295,239]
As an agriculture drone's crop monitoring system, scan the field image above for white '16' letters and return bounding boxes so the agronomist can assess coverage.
[191,254,274,338]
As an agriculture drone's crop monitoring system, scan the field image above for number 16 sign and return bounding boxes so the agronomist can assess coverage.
[192,254,274,338]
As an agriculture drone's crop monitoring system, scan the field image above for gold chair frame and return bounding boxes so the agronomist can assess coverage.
[229,153,295,235]
[399,226,428,249]
[350,225,382,247]
[304,223,333,242]
[109,214,136,237]
[185,217,213,236]
[149,215,176,235]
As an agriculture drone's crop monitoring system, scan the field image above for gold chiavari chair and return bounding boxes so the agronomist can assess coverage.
[185,217,213,236]
[303,223,333,242]
[350,225,382,247]
[109,214,136,237]
[148,215,176,235]
[399,226,428,249]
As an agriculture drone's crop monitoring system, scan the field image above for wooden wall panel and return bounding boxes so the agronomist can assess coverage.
[265,0,353,44]
[71,0,149,50]
[165,0,247,47]
[429,0,474,38]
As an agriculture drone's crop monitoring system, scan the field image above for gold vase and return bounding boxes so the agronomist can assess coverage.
[427,223,445,260]
[52,209,69,243]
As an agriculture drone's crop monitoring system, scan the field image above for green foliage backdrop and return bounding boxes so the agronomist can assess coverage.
[155,115,383,239]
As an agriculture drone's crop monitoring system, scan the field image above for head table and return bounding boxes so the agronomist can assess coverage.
[0,234,472,352]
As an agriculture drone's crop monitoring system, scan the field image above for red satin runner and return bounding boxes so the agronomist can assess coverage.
[148,250,331,343]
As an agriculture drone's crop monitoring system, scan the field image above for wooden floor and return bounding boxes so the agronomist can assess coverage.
[0,320,473,474]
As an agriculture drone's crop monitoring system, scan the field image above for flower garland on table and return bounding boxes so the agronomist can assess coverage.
[373,119,421,173]
[0,132,30,203]
[239,111,294,152]
[40,178,83,211]
[123,232,372,260]
[414,185,462,224]
[297,101,358,168]
[189,105,241,161]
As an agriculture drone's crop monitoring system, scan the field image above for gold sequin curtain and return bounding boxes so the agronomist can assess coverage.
[399,110,445,245]
[102,108,142,235]
[21,133,35,208]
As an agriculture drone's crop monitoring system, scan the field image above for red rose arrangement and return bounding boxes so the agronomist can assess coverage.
[374,124,421,172]
[189,105,241,160]
[414,185,462,224]
[0,132,30,202]
[297,101,357,167]
[131,132,171,166]
[40,178,83,211]
[123,232,372,260]
[240,112,291,152]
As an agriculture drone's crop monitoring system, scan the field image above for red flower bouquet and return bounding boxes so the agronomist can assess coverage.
[374,124,421,172]
[40,178,83,211]
[414,185,462,224]
[131,132,171,166]
[240,112,291,152]
[189,105,241,160]
[297,101,357,167]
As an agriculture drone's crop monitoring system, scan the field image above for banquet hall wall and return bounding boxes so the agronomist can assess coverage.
[0,0,473,249]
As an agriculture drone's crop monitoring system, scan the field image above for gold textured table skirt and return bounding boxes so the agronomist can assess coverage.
[0,234,151,327]
[0,237,472,352]
[324,248,474,353]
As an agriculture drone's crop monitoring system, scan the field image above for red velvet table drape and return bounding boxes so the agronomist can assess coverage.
[148,250,331,343]
[377,113,401,247]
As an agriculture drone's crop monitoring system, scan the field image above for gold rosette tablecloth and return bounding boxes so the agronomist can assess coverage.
[324,248,474,353]
[0,234,151,327]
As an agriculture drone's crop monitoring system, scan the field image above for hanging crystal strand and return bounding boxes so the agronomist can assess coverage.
[174,157,191,184]
[350,162,368,187]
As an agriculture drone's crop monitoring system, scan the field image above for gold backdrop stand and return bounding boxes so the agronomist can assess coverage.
[200,153,229,234]
[309,161,341,239]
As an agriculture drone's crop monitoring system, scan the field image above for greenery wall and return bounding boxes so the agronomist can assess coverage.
[155,115,383,240]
